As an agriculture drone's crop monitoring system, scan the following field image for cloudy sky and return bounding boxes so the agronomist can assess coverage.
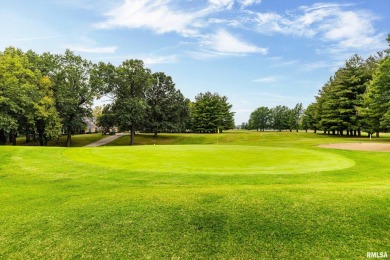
[1,0,389,123]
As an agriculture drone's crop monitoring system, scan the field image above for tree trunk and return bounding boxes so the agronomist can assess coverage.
[376,131,380,138]
[66,126,72,147]
[130,124,135,145]
[0,130,6,145]
[44,134,48,146]
[358,129,361,137]
[38,122,45,146]
[25,126,31,143]
[154,130,158,138]
[39,133,44,146]
[11,129,16,145]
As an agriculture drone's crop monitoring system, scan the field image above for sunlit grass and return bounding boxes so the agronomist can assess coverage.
[0,131,389,258]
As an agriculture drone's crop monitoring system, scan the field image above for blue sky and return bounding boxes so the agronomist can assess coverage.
[1,0,389,123]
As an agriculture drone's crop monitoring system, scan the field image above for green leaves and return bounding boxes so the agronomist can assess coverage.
[0,47,61,144]
[50,50,99,146]
[145,72,189,136]
[249,106,270,131]
[305,51,388,135]
[365,57,390,132]
[191,92,235,133]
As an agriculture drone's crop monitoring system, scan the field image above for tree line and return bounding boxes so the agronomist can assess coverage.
[244,103,303,132]
[245,34,390,136]
[301,34,390,137]
[0,47,235,146]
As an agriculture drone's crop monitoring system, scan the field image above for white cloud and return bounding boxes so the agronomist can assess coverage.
[205,29,268,55]
[255,12,286,34]
[208,0,235,10]
[187,50,223,60]
[96,0,202,36]
[208,0,262,10]
[239,0,261,8]
[70,46,117,54]
[253,77,277,83]
[95,0,264,37]
[252,3,387,52]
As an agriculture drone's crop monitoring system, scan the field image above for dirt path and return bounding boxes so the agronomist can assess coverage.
[84,133,126,147]
[319,142,390,152]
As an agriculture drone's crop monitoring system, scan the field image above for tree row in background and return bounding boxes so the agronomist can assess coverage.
[245,103,303,132]
[0,47,235,146]
[302,34,390,137]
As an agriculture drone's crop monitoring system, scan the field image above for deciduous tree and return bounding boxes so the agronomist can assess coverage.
[145,72,189,137]
[111,59,152,145]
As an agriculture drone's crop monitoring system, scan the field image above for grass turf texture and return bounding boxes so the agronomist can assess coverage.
[64,145,354,174]
[0,131,389,259]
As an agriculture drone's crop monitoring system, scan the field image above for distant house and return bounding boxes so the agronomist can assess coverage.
[84,117,100,133]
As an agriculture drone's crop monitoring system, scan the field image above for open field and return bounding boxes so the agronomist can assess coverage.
[0,131,389,259]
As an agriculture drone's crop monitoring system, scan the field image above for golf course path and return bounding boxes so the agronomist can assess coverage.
[85,133,126,147]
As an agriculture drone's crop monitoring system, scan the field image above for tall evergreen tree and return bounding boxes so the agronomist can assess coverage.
[364,56,390,136]
[191,92,235,133]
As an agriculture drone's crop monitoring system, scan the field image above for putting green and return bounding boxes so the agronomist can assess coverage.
[64,145,355,174]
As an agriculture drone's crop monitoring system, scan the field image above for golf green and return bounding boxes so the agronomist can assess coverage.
[64,145,355,174]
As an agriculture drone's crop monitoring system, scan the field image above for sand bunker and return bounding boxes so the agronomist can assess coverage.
[319,142,390,152]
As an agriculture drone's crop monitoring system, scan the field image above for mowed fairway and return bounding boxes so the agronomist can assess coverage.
[64,145,354,174]
[0,131,389,259]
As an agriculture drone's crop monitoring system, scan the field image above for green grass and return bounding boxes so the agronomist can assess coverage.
[64,145,354,174]
[0,131,389,259]
[14,133,107,147]
[109,130,390,147]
